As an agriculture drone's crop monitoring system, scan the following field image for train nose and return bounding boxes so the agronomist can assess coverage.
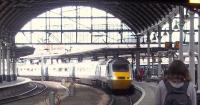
[111,80,131,90]
[111,72,132,90]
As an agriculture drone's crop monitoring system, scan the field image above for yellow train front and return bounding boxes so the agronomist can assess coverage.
[106,57,132,90]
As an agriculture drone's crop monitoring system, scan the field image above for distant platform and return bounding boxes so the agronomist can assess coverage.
[0,77,32,89]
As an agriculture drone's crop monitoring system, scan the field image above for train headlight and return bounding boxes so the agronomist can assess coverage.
[112,76,117,80]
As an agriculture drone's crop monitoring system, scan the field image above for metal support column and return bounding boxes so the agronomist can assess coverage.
[168,18,173,63]
[136,36,140,80]
[41,55,44,81]
[198,13,200,91]
[105,13,108,43]
[75,6,78,43]
[12,44,16,80]
[12,36,17,80]
[2,44,5,81]
[147,32,151,79]
[158,27,161,48]
[91,7,93,43]
[189,11,195,84]
[12,58,17,81]
[152,53,155,75]
[131,54,135,78]
[120,22,123,43]
[136,52,140,80]
[157,26,162,77]
[179,6,184,61]
[9,42,13,81]
[6,43,11,82]
[0,40,2,83]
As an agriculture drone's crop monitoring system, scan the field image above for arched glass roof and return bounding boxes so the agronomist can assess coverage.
[15,6,135,44]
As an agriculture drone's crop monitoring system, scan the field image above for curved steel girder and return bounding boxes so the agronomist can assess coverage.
[128,7,149,31]
[106,9,138,33]
[127,4,148,30]
[120,4,148,32]
[2,1,175,36]
[131,3,153,28]
[7,7,51,32]
[125,4,149,29]
[91,4,139,33]
[6,3,139,35]
[140,4,159,23]
[0,1,9,12]
[1,8,19,29]
[0,1,17,20]
[122,4,148,31]
[6,9,28,32]
[109,7,140,33]
[0,2,17,25]
[147,4,165,25]
[118,6,143,33]
[0,2,19,27]
[146,4,162,20]
[156,4,170,17]
[149,4,165,19]
[163,4,174,13]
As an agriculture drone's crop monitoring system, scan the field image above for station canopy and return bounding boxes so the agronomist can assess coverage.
[0,0,194,35]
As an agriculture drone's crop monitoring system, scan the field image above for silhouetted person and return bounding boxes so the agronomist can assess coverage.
[155,60,196,105]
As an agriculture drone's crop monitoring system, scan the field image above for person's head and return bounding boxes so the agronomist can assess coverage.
[166,60,191,82]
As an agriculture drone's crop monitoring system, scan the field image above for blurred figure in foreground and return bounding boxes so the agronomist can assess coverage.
[155,60,196,105]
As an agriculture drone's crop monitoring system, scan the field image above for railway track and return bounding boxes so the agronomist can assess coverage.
[107,85,142,105]
[0,82,47,105]
[109,95,133,105]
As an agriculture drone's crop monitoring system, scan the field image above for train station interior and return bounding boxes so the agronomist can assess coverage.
[1,0,200,105]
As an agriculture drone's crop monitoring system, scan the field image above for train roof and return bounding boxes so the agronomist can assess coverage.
[59,47,173,59]
[110,57,130,64]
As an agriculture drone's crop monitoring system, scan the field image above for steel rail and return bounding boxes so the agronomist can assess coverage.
[0,82,47,105]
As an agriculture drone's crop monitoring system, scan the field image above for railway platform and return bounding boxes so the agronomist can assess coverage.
[0,77,31,89]
[134,81,157,105]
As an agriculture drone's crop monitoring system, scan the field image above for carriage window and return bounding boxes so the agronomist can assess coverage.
[59,68,62,72]
[65,68,68,71]
[113,64,129,72]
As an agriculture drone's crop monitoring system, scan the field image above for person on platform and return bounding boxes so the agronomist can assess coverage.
[155,60,196,105]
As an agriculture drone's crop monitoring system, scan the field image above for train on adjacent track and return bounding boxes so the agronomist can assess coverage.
[17,57,133,90]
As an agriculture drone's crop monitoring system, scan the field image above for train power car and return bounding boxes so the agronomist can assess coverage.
[17,57,133,90]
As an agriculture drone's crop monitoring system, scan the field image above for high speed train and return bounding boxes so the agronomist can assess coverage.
[17,57,133,90]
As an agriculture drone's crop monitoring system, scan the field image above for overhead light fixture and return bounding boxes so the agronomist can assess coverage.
[152,33,156,41]
[183,35,186,44]
[184,9,189,23]
[163,28,168,36]
[185,14,189,21]
[48,32,52,37]
[173,20,179,30]
[141,37,145,44]
[189,0,200,4]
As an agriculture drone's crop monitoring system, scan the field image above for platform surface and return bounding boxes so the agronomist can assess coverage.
[134,81,158,105]
[0,77,31,89]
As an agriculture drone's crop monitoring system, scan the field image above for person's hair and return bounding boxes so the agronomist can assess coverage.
[165,60,191,82]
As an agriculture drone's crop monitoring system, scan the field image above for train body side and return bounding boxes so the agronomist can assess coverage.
[17,58,133,90]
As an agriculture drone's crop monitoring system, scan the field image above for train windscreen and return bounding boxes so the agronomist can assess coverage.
[113,64,129,72]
